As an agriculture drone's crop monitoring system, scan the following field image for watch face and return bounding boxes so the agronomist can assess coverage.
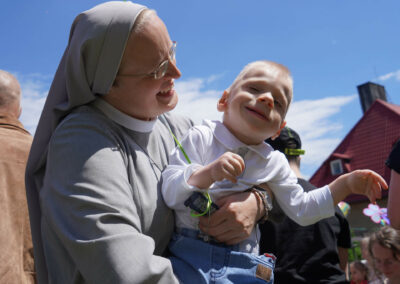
[184,192,219,214]
[193,197,208,211]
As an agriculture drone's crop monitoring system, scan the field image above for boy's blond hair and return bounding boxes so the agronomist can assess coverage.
[227,60,293,115]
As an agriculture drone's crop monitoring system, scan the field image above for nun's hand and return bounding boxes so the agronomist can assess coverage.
[198,190,264,245]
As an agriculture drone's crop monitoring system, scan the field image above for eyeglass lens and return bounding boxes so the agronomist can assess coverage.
[154,41,176,79]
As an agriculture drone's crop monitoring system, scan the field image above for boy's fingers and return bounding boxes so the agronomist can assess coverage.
[373,180,382,200]
[231,153,245,172]
[223,158,243,177]
[232,156,245,173]
[366,175,376,204]
[233,161,244,176]
[221,165,237,182]
[377,176,388,190]
[239,157,245,172]
[360,170,387,203]
[370,170,388,189]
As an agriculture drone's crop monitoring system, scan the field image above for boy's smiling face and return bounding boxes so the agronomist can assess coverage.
[218,61,292,145]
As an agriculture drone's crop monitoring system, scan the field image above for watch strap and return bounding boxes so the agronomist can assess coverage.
[251,185,273,224]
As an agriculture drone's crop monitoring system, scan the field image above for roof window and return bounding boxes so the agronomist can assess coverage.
[330,159,343,176]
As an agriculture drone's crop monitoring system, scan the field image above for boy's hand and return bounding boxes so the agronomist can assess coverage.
[346,169,388,203]
[330,169,388,205]
[209,152,245,184]
[188,152,244,189]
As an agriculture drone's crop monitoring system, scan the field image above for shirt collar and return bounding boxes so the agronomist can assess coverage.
[93,98,157,133]
[0,113,30,134]
[203,119,274,160]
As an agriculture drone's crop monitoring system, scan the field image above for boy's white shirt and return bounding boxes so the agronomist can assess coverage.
[162,119,335,253]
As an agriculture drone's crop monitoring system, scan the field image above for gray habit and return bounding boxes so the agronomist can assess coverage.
[25,2,192,283]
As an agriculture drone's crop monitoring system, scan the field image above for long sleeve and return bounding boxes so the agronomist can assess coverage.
[267,153,335,226]
[40,111,179,284]
[163,121,335,228]
[162,126,207,210]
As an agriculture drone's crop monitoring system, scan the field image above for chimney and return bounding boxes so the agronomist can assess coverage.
[357,82,387,113]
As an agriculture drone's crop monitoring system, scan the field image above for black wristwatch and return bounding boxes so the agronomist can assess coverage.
[252,185,273,223]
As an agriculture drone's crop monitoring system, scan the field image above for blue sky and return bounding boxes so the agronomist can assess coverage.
[1,0,399,178]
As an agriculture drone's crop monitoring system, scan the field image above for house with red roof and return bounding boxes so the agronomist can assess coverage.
[309,82,400,234]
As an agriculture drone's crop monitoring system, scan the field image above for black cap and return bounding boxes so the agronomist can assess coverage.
[266,126,305,156]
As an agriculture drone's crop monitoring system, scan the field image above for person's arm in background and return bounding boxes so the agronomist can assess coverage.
[388,169,400,229]
[385,139,400,230]
[336,201,352,281]
[338,247,349,279]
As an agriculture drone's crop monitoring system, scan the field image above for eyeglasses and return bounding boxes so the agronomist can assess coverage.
[118,41,177,80]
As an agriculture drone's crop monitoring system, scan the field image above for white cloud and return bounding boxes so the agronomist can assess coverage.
[377,69,400,81]
[206,73,225,84]
[285,95,357,170]
[17,74,50,135]
[172,77,224,123]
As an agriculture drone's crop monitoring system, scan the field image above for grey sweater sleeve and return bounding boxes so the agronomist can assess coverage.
[40,111,179,284]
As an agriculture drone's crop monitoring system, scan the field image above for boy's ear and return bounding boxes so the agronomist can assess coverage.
[271,121,286,140]
[217,90,229,112]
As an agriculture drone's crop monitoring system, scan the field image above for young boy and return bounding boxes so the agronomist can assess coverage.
[162,60,387,283]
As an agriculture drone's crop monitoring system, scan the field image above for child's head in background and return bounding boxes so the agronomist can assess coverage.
[350,261,368,283]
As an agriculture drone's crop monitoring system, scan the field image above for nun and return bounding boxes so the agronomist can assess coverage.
[25,2,265,283]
